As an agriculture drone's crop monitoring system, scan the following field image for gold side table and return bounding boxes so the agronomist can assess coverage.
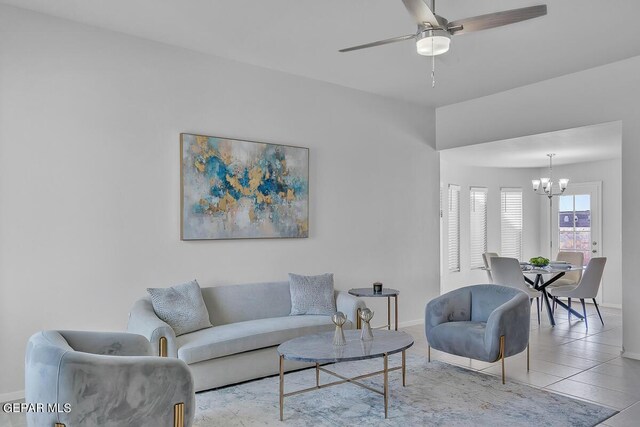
[348,288,400,330]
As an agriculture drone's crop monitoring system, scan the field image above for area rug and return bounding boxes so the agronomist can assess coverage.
[194,354,616,426]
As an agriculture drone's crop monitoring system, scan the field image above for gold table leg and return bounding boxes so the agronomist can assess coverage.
[356,308,362,329]
[394,295,398,331]
[279,355,284,421]
[387,297,391,330]
[384,353,389,418]
[402,350,406,386]
[316,363,320,387]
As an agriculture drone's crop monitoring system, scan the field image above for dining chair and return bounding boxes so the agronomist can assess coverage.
[491,257,541,325]
[552,251,584,287]
[548,257,607,329]
[549,251,584,312]
[482,252,499,282]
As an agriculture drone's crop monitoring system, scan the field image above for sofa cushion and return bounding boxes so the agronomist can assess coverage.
[201,281,292,326]
[147,280,212,336]
[428,321,491,362]
[289,273,336,316]
[176,315,351,365]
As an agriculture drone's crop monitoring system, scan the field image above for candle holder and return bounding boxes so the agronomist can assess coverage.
[373,282,383,294]
[331,312,347,346]
[359,308,374,341]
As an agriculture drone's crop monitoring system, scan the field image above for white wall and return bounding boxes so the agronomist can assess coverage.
[0,6,440,397]
[436,56,640,359]
[440,162,541,292]
[536,159,622,307]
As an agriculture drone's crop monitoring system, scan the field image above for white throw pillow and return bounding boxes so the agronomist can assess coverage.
[289,273,336,316]
[147,279,212,336]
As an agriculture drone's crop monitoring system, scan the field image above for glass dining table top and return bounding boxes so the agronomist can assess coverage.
[519,264,585,274]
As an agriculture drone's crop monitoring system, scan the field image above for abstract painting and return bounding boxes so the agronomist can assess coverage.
[181,133,309,240]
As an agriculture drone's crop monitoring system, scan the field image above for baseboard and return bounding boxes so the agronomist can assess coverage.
[621,350,640,361]
[600,303,622,309]
[399,318,424,328]
[0,390,24,403]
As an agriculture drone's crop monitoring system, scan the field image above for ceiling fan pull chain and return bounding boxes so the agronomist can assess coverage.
[431,40,436,88]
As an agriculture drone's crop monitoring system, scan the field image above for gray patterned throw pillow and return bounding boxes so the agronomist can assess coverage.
[289,273,336,316]
[147,280,212,336]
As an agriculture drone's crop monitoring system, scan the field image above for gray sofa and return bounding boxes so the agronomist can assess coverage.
[128,280,366,391]
[25,330,194,427]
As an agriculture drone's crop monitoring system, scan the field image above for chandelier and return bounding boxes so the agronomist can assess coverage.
[532,154,569,198]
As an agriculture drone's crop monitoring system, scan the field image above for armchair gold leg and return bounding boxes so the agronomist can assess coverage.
[428,345,431,362]
[500,335,505,385]
[527,344,530,372]
[159,336,168,357]
[54,424,66,427]
[173,402,184,427]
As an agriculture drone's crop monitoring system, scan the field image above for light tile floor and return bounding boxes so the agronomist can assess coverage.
[1,305,635,426]
[403,304,637,426]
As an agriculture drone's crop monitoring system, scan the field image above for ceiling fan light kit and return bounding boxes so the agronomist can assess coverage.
[416,29,450,56]
[339,0,548,80]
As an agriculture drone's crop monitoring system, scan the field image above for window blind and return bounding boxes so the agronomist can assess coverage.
[448,184,461,272]
[501,188,523,260]
[469,187,488,269]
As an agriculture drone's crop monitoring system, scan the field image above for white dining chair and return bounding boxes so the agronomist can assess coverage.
[482,252,499,282]
[548,257,607,329]
[491,257,541,325]
[549,251,584,312]
[552,251,584,287]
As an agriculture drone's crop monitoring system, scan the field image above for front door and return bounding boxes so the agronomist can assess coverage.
[552,182,602,300]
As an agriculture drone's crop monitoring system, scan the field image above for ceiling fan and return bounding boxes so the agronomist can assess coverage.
[339,0,547,57]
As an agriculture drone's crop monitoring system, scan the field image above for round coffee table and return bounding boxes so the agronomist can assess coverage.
[277,329,414,420]
[349,287,400,330]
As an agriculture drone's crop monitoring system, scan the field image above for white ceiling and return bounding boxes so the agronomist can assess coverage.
[439,122,622,168]
[3,1,640,107]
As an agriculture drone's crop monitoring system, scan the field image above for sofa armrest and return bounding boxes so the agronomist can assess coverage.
[336,291,366,325]
[424,288,471,343]
[56,353,194,427]
[485,292,530,360]
[127,298,177,357]
[59,330,153,356]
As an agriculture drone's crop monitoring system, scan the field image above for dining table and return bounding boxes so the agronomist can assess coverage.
[521,264,586,327]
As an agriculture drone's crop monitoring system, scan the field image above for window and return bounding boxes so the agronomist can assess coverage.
[448,184,461,272]
[501,188,523,260]
[469,187,488,269]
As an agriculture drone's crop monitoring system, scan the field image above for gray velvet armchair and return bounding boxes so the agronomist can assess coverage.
[425,285,531,384]
[25,330,194,427]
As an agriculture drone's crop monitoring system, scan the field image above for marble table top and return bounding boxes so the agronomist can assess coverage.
[348,287,400,297]
[278,330,414,363]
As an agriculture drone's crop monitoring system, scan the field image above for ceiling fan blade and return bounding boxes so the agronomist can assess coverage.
[402,0,439,28]
[448,5,547,35]
[339,34,416,53]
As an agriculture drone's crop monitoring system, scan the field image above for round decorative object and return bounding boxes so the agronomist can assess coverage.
[529,256,550,267]
[359,308,374,341]
[332,312,347,326]
[332,311,347,346]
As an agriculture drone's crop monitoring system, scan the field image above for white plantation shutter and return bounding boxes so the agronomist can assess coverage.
[469,187,488,269]
[448,184,461,272]
[501,188,523,260]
